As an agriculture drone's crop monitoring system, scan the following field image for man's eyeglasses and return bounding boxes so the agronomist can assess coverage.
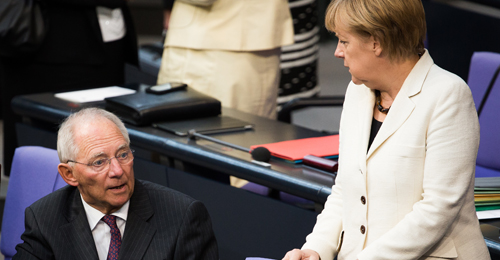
[67,149,134,173]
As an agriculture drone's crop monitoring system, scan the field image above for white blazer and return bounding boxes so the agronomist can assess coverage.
[302,51,490,260]
[165,0,294,51]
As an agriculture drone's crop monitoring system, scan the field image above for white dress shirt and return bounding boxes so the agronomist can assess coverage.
[96,6,126,42]
[81,195,129,260]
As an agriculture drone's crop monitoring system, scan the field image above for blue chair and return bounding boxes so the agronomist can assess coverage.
[466,52,500,179]
[467,52,500,112]
[1,146,67,260]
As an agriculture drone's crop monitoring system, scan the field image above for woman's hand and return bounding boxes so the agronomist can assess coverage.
[282,249,320,260]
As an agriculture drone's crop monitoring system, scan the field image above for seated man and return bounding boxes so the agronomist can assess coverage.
[13,108,219,260]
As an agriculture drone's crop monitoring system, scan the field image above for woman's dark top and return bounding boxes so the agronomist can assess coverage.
[368,117,383,151]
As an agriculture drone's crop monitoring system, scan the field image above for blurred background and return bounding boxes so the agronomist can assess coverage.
[3,0,500,258]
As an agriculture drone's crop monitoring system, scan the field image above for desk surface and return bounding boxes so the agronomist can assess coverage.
[12,91,335,203]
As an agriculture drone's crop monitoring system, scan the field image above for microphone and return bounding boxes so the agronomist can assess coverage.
[187,129,272,167]
[188,129,249,152]
[250,147,271,162]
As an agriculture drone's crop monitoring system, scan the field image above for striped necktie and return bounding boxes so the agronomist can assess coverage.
[102,215,121,260]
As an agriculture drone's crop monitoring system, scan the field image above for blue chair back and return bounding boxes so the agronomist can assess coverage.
[467,52,500,111]
[1,146,67,260]
[468,52,500,177]
[476,74,500,176]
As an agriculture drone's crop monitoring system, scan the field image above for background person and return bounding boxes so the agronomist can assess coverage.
[158,0,294,188]
[283,0,489,259]
[157,0,294,120]
[13,108,219,260]
[1,0,138,176]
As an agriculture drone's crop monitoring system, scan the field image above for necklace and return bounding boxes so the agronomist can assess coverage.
[376,91,390,114]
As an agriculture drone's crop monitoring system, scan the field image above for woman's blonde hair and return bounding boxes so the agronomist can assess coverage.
[325,0,426,61]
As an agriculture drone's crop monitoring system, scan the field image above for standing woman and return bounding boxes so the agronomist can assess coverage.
[283,0,490,259]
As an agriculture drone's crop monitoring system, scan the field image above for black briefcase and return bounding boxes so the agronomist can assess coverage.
[105,86,221,126]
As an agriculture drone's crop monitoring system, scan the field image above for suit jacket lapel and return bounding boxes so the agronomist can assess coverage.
[119,180,156,260]
[357,88,376,175]
[366,51,434,159]
[366,94,415,159]
[60,188,100,260]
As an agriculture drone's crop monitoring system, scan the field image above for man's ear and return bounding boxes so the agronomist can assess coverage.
[58,163,78,187]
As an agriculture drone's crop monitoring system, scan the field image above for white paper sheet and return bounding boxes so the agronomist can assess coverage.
[55,86,136,103]
[477,209,500,220]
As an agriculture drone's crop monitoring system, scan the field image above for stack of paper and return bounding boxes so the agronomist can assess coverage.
[250,135,339,163]
[55,86,136,103]
[475,187,500,212]
[475,171,500,219]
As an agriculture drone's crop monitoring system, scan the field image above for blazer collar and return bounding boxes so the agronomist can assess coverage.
[118,180,156,260]
[59,180,156,260]
[357,87,376,175]
[60,187,100,260]
[364,50,434,159]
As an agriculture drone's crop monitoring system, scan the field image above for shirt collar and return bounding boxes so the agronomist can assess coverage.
[80,194,130,231]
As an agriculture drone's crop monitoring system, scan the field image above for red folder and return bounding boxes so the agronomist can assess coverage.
[250,135,339,162]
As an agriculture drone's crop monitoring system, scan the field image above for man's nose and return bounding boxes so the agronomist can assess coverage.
[108,157,124,177]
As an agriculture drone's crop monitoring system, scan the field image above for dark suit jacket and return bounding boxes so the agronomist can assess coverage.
[1,0,139,177]
[35,0,138,66]
[13,179,219,260]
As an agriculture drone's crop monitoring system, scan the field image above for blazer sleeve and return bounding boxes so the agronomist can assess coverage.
[301,178,344,259]
[13,207,55,260]
[300,84,359,259]
[173,201,219,260]
[358,77,480,259]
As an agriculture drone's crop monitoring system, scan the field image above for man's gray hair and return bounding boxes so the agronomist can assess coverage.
[57,108,130,163]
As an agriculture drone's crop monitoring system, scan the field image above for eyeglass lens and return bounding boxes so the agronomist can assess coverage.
[91,149,134,172]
